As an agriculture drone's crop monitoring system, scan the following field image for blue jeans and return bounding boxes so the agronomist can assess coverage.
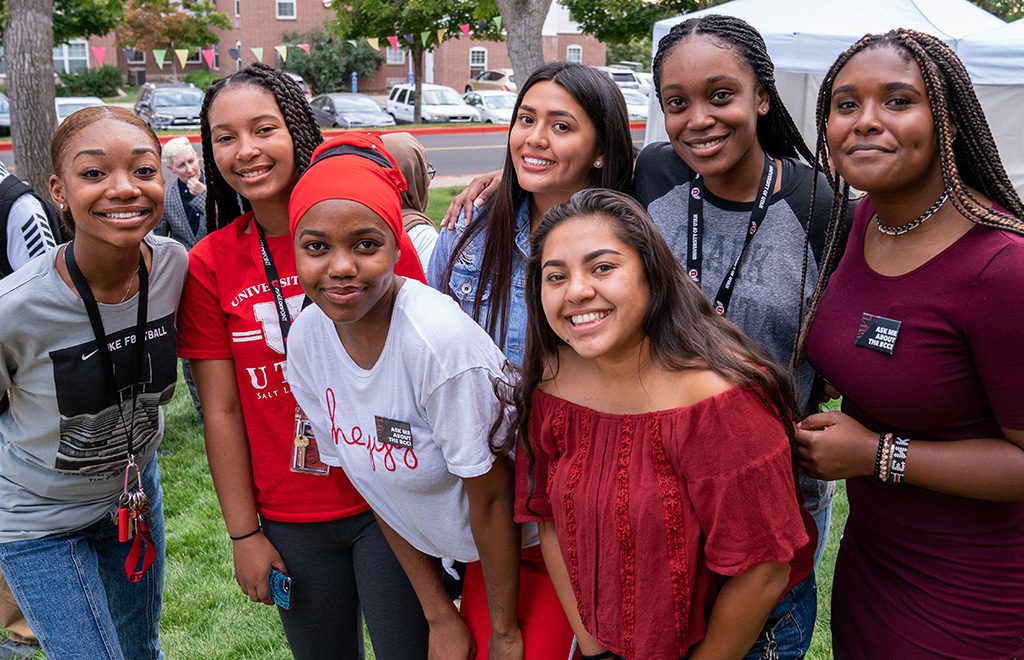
[0,459,165,659]
[743,571,817,659]
[811,502,832,571]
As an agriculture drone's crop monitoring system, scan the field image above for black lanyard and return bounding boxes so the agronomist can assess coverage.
[254,221,310,352]
[686,155,776,316]
[64,243,149,460]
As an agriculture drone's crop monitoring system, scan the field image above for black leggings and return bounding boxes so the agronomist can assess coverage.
[262,511,428,660]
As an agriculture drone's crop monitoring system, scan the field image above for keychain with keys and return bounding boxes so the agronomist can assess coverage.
[117,458,149,542]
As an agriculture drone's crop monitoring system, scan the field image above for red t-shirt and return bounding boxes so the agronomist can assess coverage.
[177,212,369,523]
[515,386,814,659]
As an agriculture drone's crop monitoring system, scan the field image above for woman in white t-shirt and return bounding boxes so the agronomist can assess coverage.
[285,133,572,660]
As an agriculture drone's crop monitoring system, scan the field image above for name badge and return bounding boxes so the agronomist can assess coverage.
[855,313,901,356]
[375,416,414,449]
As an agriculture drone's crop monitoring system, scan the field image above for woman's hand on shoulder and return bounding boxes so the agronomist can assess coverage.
[795,410,877,481]
[440,169,502,230]
[231,532,287,605]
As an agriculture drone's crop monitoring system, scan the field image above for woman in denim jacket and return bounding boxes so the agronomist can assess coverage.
[427,61,634,366]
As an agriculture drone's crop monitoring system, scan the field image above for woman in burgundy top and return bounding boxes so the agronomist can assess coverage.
[796,31,1024,658]
[508,189,814,659]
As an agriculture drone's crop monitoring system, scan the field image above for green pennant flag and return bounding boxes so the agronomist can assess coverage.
[251,47,263,63]
[347,39,357,48]
[152,49,166,69]
[421,31,430,47]
[494,16,503,31]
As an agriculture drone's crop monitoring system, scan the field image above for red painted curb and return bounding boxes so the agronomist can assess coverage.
[0,121,647,153]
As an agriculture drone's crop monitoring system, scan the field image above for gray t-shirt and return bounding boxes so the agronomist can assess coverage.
[635,143,845,514]
[0,235,187,542]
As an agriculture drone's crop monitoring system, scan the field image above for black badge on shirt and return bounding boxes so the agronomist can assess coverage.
[375,416,414,449]
[855,313,901,356]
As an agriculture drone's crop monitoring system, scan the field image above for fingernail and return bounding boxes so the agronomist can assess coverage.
[472,197,483,208]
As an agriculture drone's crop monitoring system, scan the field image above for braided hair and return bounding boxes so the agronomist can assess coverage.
[795,29,1024,364]
[199,63,323,233]
[652,14,814,165]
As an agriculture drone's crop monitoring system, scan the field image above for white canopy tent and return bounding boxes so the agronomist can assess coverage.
[643,0,1024,197]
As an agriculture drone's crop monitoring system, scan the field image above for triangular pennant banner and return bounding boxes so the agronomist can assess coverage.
[274,45,288,63]
[228,47,240,61]
[459,24,471,37]
[387,35,399,50]
[201,48,215,69]
[297,43,310,55]
[251,47,263,63]
[403,34,415,45]
[90,46,105,66]
[436,29,445,44]
[347,39,357,48]
[152,49,166,69]
[367,38,379,50]
[421,31,430,47]
[174,48,189,68]
[494,16,503,31]
[476,20,488,31]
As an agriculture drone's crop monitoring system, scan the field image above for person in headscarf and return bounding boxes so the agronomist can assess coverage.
[381,132,439,267]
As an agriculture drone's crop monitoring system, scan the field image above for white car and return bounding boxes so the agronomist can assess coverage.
[386,83,480,123]
[636,72,653,97]
[55,96,105,125]
[595,66,641,90]
[463,90,517,124]
[621,90,650,122]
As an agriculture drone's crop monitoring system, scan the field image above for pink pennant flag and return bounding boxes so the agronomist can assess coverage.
[297,43,310,56]
[387,35,399,50]
[91,46,106,67]
[201,48,215,69]
[459,24,471,38]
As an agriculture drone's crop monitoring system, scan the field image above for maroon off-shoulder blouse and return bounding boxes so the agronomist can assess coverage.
[515,385,814,659]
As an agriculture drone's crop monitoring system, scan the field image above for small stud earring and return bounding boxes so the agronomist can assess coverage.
[58,203,64,210]
[594,159,603,168]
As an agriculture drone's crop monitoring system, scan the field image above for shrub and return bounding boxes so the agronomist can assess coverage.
[184,70,219,90]
[57,65,123,97]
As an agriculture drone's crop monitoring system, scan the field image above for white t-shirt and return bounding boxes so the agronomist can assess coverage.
[288,279,528,562]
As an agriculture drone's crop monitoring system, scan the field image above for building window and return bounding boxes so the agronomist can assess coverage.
[276,0,296,19]
[53,40,88,74]
[469,47,487,78]
[234,0,240,17]
[126,48,146,64]
[386,46,405,65]
[213,46,220,70]
[186,49,202,64]
[566,45,583,64]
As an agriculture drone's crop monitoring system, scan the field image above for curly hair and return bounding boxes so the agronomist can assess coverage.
[199,63,323,233]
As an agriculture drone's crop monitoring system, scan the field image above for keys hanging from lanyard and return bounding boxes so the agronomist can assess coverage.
[686,155,777,316]
[64,242,155,580]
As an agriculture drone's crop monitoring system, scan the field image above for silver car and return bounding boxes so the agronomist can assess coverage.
[311,93,395,129]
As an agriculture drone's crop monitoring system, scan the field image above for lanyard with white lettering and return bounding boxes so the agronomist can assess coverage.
[686,155,776,316]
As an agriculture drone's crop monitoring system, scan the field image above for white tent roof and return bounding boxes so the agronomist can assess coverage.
[652,0,1004,75]
[958,19,1024,84]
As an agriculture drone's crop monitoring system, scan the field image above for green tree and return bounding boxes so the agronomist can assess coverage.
[116,0,230,81]
[607,36,652,70]
[331,0,502,123]
[0,0,123,44]
[563,0,718,44]
[971,0,1024,19]
[282,28,384,95]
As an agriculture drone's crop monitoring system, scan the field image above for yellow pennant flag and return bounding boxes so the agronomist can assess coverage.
[436,29,445,44]
[250,47,263,63]
[274,45,288,63]
[367,37,379,50]
[174,48,189,68]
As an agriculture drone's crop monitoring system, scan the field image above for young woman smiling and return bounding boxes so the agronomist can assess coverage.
[795,30,1024,658]
[0,106,187,658]
[510,189,814,659]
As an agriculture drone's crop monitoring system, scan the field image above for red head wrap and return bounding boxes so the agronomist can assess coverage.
[289,133,427,283]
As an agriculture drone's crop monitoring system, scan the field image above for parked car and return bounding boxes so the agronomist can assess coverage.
[386,84,480,123]
[311,92,395,129]
[463,90,516,124]
[286,72,313,101]
[635,72,653,97]
[0,93,9,136]
[55,96,105,125]
[595,66,641,90]
[134,83,204,131]
[621,90,650,121]
[464,69,516,93]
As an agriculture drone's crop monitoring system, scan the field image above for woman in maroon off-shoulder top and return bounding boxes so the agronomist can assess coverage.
[502,189,816,660]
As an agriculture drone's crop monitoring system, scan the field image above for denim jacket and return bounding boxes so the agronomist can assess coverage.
[427,200,531,367]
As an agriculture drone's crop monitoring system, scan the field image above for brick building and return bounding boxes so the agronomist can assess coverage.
[83,1,605,94]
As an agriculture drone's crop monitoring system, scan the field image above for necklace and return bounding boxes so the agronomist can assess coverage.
[874,192,949,236]
[117,271,138,304]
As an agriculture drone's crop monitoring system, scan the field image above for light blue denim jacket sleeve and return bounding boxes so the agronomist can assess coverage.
[425,200,532,368]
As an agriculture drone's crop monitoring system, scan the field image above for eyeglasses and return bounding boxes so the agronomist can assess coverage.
[427,164,436,180]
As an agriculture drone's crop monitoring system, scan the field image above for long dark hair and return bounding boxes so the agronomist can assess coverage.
[795,29,1024,363]
[441,61,634,350]
[199,63,323,233]
[503,189,798,508]
[652,14,814,165]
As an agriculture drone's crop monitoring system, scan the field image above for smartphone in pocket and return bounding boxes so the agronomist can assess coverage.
[269,568,292,610]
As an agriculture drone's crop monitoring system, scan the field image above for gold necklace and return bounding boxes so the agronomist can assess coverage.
[117,271,137,304]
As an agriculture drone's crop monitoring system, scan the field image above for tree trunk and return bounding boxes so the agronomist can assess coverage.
[412,46,423,124]
[6,0,56,194]
[495,0,553,89]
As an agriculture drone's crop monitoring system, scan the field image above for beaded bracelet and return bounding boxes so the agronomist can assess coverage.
[889,436,910,484]
[874,432,894,480]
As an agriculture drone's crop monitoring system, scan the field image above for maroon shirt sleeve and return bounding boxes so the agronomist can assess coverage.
[514,393,556,522]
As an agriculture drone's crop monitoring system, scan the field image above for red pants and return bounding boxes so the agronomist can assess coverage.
[460,543,574,659]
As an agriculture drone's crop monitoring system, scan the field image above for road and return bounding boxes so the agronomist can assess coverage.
[0,126,647,184]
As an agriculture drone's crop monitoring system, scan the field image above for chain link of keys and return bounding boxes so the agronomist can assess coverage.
[117,489,151,542]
